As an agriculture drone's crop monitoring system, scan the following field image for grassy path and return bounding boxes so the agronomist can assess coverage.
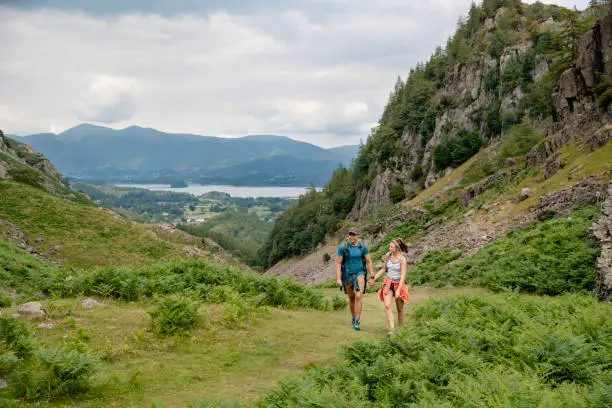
[28,286,487,407]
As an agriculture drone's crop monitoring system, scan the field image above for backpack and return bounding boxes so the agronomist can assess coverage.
[340,240,368,293]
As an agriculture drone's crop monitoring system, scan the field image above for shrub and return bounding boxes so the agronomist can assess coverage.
[7,167,43,189]
[389,184,406,203]
[332,295,348,311]
[149,297,199,335]
[322,253,331,264]
[433,130,482,171]
[0,317,97,400]
[499,122,544,160]
[0,292,12,308]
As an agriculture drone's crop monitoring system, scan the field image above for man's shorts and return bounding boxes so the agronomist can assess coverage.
[345,273,365,297]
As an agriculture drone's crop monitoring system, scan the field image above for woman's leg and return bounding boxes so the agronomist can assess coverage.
[395,298,405,327]
[383,290,395,329]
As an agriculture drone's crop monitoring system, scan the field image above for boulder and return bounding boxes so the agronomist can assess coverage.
[519,188,533,201]
[17,301,46,317]
[0,378,7,389]
[82,298,104,309]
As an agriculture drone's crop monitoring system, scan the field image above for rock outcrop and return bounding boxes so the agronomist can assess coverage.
[537,178,607,219]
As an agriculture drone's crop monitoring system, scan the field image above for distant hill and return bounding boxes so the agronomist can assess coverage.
[12,124,358,186]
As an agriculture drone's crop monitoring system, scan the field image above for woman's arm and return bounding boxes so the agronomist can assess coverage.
[396,257,407,297]
[369,254,387,285]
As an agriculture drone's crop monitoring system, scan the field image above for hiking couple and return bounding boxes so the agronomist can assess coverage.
[335,230,410,332]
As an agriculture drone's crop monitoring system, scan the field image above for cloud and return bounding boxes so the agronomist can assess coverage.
[0,0,592,145]
[75,76,137,123]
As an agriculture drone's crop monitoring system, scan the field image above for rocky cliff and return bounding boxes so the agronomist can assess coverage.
[350,4,612,220]
[0,130,68,194]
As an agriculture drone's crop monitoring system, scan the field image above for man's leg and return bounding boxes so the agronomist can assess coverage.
[346,281,356,326]
[353,275,365,323]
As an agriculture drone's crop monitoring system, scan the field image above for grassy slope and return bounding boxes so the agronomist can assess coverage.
[0,182,187,268]
[6,286,486,407]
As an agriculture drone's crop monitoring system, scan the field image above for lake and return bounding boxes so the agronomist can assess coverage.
[114,183,317,198]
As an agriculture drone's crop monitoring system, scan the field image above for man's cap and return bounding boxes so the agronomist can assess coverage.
[348,230,359,236]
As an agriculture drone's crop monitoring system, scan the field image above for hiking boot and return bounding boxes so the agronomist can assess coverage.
[354,320,361,331]
[351,317,355,328]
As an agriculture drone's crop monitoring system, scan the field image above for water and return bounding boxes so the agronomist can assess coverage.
[114,183,317,198]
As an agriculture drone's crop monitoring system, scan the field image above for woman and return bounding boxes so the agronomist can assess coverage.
[368,238,410,331]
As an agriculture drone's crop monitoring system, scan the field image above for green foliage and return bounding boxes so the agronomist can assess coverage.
[389,184,406,204]
[501,52,535,95]
[597,88,612,109]
[407,207,600,295]
[433,130,482,171]
[0,238,58,296]
[0,317,97,400]
[0,292,12,308]
[261,292,612,407]
[499,122,544,159]
[462,122,543,184]
[7,167,43,189]
[44,258,329,311]
[331,295,348,311]
[149,297,199,335]
[322,253,331,264]
[461,151,499,185]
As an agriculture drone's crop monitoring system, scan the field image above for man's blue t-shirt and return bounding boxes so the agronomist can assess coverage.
[338,241,369,274]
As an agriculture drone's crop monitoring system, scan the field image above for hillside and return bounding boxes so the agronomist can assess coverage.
[261,1,612,289]
[11,124,358,186]
[0,135,239,268]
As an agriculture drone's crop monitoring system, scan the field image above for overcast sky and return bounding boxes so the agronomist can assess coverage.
[0,0,589,147]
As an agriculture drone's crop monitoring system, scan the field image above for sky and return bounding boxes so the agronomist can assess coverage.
[0,0,590,147]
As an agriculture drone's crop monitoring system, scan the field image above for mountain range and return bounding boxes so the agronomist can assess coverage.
[11,124,359,186]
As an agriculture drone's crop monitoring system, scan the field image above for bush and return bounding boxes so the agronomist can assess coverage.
[332,295,348,311]
[0,317,97,400]
[433,130,482,171]
[499,122,544,159]
[0,292,12,308]
[7,167,43,189]
[389,184,406,203]
[149,297,199,335]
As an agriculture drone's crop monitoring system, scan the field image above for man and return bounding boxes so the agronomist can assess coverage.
[336,230,374,330]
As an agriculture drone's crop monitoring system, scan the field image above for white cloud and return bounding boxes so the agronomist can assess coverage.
[0,0,592,146]
[75,75,137,123]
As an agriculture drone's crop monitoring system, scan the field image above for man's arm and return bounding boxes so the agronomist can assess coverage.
[336,255,343,286]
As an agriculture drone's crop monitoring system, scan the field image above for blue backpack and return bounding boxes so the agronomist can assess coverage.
[340,240,368,293]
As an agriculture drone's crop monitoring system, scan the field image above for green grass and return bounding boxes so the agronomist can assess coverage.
[406,206,600,295]
[2,286,486,407]
[505,139,612,217]
[260,293,612,408]
[0,238,58,297]
[0,182,187,268]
